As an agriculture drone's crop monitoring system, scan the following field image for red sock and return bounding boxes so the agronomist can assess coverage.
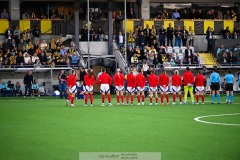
[102,94,105,103]
[126,95,129,103]
[68,94,71,100]
[150,97,152,103]
[137,95,140,103]
[166,94,169,103]
[131,95,134,103]
[71,96,74,104]
[142,95,145,102]
[116,95,120,103]
[202,95,204,103]
[179,94,182,102]
[173,94,176,102]
[156,97,158,103]
[85,94,88,104]
[121,95,124,103]
[107,94,111,103]
[196,95,199,103]
[90,94,93,104]
[161,94,164,103]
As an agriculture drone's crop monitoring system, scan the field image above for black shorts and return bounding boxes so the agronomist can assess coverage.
[204,80,207,87]
[211,82,220,91]
[225,83,233,91]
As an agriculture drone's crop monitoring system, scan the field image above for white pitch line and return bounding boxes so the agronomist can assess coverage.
[0,99,44,101]
[194,113,240,126]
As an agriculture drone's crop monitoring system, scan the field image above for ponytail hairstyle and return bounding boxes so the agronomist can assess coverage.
[88,69,93,78]
[175,70,179,75]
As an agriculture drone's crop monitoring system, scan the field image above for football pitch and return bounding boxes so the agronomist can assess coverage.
[0,95,240,160]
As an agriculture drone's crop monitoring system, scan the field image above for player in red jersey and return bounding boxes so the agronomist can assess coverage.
[195,70,205,104]
[114,68,125,105]
[126,67,136,105]
[159,69,170,105]
[97,68,113,106]
[148,70,159,105]
[84,69,95,106]
[136,68,146,105]
[171,70,183,105]
[66,70,77,106]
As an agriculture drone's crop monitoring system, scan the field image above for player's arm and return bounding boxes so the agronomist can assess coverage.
[218,75,221,85]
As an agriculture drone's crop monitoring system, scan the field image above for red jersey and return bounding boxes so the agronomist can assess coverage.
[148,74,158,87]
[97,72,112,85]
[67,74,76,87]
[136,73,146,88]
[159,73,169,86]
[183,71,194,86]
[114,72,125,86]
[195,74,205,86]
[172,74,182,86]
[127,73,136,87]
[84,74,95,86]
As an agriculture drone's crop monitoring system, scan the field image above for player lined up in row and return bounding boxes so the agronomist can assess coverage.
[64,67,239,106]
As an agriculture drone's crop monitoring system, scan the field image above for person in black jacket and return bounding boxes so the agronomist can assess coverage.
[23,70,33,97]
[167,23,174,47]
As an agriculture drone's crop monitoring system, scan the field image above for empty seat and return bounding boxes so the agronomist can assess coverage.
[173,47,180,55]
[181,46,187,54]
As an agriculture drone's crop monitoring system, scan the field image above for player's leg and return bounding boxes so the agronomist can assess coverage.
[126,90,130,105]
[149,90,153,105]
[201,91,205,104]
[184,86,189,104]
[89,91,93,106]
[37,89,40,97]
[116,90,120,105]
[120,90,124,105]
[172,90,176,105]
[165,91,169,105]
[216,89,220,104]
[178,91,182,104]
[154,90,158,105]
[230,90,234,104]
[226,90,229,104]
[211,90,216,104]
[141,91,145,105]
[31,89,34,97]
[106,85,112,106]
[71,92,76,106]
[137,88,141,105]
[195,90,199,104]
[131,89,135,105]
[189,86,194,104]
[84,91,89,106]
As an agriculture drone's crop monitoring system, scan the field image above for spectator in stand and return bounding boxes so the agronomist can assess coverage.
[23,53,31,64]
[127,46,134,66]
[9,39,16,52]
[71,52,79,65]
[167,23,174,47]
[224,10,231,19]
[80,25,88,41]
[5,27,13,43]
[172,9,180,19]
[196,52,204,65]
[79,8,86,20]
[32,26,41,38]
[219,52,228,64]
[127,30,135,49]
[192,53,199,64]
[34,59,42,68]
[228,51,236,64]
[163,9,169,19]
[127,8,136,19]
[163,58,171,67]
[79,66,86,82]
[188,26,195,46]
[13,26,21,44]
[189,9,197,19]
[1,9,9,19]
[231,10,237,20]
[153,54,159,66]
[39,52,47,65]
[131,53,138,65]
[16,51,24,65]
[40,39,48,50]
[197,9,205,19]
[181,9,189,19]
[144,24,151,46]
[115,11,124,34]
[181,26,188,47]
[168,53,176,66]
[185,45,193,64]
[115,31,125,49]
[206,27,214,52]
[96,27,105,41]
[22,11,30,19]
[2,39,9,53]
[138,31,146,50]
[223,26,231,39]
[174,26,182,47]
[216,10,223,19]
[159,25,166,46]
[59,10,67,21]
[232,31,239,39]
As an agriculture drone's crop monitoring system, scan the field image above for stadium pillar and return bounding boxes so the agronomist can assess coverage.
[141,0,150,20]
[108,0,114,55]
[74,0,80,50]
[9,0,20,20]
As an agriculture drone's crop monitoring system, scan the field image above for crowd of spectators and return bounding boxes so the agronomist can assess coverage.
[0,26,80,68]
[153,8,238,21]
[216,44,240,64]
[115,24,204,67]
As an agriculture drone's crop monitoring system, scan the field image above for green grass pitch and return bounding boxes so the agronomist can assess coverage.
[0,95,240,160]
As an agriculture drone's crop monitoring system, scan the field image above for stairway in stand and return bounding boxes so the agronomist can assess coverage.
[200,53,217,67]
